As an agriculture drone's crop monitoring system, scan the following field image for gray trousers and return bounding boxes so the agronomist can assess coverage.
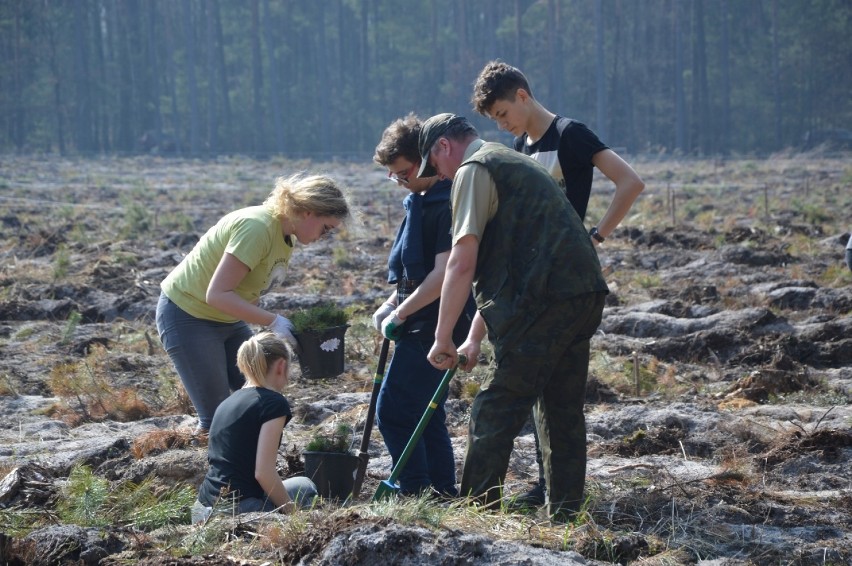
[156,292,253,430]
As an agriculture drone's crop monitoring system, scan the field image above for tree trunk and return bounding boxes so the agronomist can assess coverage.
[314,2,331,153]
[514,0,522,64]
[621,0,640,152]
[72,0,92,152]
[719,0,731,155]
[358,0,371,151]
[105,0,122,151]
[547,0,562,108]
[595,0,607,140]
[456,1,469,110]
[250,0,264,153]
[692,0,709,154]
[45,2,66,154]
[212,0,231,146]
[125,0,146,148]
[161,0,181,151]
[771,0,782,149]
[116,1,135,151]
[89,0,107,151]
[674,0,687,153]
[430,0,440,105]
[182,0,200,154]
[206,0,218,154]
[262,0,285,153]
[146,0,162,137]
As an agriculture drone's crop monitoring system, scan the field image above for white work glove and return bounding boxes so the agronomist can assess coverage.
[381,310,406,341]
[270,315,299,349]
[372,302,397,332]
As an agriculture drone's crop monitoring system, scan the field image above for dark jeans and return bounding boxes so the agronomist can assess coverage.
[156,292,253,430]
[459,292,606,520]
[376,336,457,496]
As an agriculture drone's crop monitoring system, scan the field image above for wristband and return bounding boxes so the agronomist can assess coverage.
[589,226,605,243]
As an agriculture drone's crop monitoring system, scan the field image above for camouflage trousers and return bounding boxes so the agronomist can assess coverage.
[459,292,606,520]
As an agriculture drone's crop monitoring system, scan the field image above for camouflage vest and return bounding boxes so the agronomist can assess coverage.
[461,142,608,346]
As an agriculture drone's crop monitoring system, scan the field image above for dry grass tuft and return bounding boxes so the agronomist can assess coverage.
[131,429,195,459]
[631,548,695,565]
[47,349,153,426]
[717,397,757,410]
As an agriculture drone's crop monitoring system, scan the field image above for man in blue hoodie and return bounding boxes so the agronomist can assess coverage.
[371,113,475,497]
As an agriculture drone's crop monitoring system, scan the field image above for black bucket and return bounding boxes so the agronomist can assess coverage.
[302,451,359,501]
[294,324,349,379]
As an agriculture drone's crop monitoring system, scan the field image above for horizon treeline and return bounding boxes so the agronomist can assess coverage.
[1,0,850,158]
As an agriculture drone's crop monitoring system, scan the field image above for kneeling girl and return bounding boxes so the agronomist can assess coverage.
[193,332,316,522]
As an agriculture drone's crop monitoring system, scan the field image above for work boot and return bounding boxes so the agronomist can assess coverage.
[509,480,546,509]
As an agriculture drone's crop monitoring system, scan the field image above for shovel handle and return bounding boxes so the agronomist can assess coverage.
[375,353,466,496]
[351,338,391,498]
[432,353,468,370]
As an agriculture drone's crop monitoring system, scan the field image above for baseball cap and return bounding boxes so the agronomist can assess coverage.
[417,113,469,178]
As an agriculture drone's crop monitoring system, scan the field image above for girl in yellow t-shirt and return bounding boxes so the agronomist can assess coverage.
[156,174,350,438]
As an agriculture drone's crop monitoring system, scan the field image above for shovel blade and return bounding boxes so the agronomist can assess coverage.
[372,479,400,502]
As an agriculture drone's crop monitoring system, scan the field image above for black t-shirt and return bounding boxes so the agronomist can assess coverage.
[198,387,292,506]
[513,116,608,220]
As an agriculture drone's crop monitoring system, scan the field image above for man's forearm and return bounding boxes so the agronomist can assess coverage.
[435,271,472,341]
[592,149,645,238]
[435,239,477,341]
[597,175,645,237]
[467,311,486,343]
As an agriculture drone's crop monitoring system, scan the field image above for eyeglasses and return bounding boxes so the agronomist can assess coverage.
[388,162,418,184]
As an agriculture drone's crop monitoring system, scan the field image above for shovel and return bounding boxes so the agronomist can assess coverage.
[351,338,391,498]
[372,354,467,501]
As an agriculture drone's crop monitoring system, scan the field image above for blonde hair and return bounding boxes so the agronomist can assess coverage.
[236,332,292,390]
[264,173,351,223]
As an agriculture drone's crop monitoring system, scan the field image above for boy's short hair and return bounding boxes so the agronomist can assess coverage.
[373,113,421,166]
[471,60,533,116]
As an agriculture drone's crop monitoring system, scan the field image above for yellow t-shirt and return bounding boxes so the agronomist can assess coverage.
[161,206,293,322]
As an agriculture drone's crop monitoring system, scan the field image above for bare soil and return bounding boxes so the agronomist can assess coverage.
[0,153,850,565]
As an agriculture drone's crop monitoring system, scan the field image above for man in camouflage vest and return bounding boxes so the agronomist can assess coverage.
[419,113,609,522]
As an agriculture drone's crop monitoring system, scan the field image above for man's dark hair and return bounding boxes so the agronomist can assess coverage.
[373,113,421,166]
[471,60,533,116]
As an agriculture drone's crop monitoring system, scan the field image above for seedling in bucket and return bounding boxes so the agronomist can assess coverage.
[373,354,467,501]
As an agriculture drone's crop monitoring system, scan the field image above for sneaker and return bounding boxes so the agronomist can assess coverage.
[191,500,213,524]
[509,482,546,508]
[189,427,209,447]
